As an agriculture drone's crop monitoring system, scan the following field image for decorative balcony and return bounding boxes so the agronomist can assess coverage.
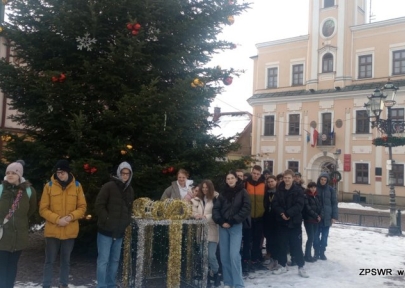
[317,132,335,146]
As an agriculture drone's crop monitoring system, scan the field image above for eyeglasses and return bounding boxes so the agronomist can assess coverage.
[121,172,130,176]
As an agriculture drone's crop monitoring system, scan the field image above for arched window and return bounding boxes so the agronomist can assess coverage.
[322,53,333,73]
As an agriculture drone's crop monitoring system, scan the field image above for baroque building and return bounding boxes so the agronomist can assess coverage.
[248,0,405,205]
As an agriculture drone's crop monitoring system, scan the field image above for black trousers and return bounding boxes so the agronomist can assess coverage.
[277,226,305,268]
[242,217,263,262]
[263,226,279,260]
[0,250,22,288]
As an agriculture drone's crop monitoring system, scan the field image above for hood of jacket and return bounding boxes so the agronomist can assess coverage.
[245,174,265,186]
[114,161,133,189]
[317,172,330,187]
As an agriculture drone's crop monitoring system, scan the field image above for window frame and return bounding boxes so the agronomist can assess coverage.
[292,64,304,86]
[323,0,334,8]
[264,115,275,136]
[355,163,369,184]
[358,54,373,79]
[393,49,405,76]
[288,113,300,135]
[266,67,278,89]
[263,160,274,175]
[322,53,334,73]
[392,164,404,186]
[355,110,370,134]
[287,161,299,173]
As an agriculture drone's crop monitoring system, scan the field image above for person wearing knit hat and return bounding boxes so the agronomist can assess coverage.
[95,162,134,288]
[39,160,87,288]
[0,161,37,288]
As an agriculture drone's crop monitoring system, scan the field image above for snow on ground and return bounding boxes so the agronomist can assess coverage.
[338,202,390,212]
[15,224,404,288]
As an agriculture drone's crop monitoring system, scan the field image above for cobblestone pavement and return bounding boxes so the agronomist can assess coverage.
[15,231,97,287]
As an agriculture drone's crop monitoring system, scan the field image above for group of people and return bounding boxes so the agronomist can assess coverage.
[161,165,338,288]
[0,159,134,288]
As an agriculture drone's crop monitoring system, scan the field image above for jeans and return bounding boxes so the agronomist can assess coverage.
[313,224,330,252]
[304,222,319,256]
[0,250,22,288]
[208,242,219,273]
[97,233,123,288]
[219,223,244,288]
[43,237,75,287]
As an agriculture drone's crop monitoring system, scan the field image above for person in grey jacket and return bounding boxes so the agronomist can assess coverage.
[161,168,193,200]
[95,162,135,288]
[314,172,338,260]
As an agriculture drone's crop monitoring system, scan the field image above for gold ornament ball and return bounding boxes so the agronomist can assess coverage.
[193,78,200,85]
[126,144,133,149]
[191,82,197,88]
[0,27,3,33]
[121,150,127,155]
[227,15,235,25]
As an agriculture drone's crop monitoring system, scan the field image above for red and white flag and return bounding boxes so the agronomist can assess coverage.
[310,127,318,147]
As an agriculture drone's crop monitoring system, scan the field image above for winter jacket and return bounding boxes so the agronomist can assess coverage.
[95,162,135,239]
[263,187,277,230]
[244,175,266,218]
[39,174,87,239]
[191,192,219,243]
[0,180,37,252]
[213,181,251,227]
[316,172,339,226]
[272,182,304,228]
[303,189,323,223]
[161,180,193,200]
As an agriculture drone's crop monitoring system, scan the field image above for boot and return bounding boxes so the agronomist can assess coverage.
[314,249,320,259]
[242,260,249,277]
[213,272,221,287]
[304,254,315,263]
[319,251,327,260]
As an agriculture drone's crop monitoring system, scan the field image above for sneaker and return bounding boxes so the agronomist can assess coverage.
[267,259,279,271]
[252,261,269,271]
[298,267,309,278]
[272,265,288,275]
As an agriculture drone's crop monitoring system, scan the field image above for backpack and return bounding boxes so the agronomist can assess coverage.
[0,184,32,199]
[48,180,80,195]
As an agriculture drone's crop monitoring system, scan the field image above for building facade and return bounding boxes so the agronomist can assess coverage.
[248,0,405,206]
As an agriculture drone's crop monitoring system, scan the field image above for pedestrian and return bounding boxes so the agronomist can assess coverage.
[183,184,199,203]
[39,159,87,288]
[271,169,308,278]
[191,180,220,287]
[95,161,135,288]
[161,168,193,200]
[314,172,338,260]
[242,165,267,273]
[262,175,278,270]
[303,182,322,262]
[213,171,251,288]
[0,161,37,288]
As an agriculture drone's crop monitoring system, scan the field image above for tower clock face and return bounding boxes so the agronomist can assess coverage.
[322,19,335,38]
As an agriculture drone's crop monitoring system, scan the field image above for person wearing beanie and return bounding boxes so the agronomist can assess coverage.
[95,162,134,288]
[0,161,37,288]
[39,159,87,288]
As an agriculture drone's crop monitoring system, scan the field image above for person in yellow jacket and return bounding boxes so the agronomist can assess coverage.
[39,160,87,288]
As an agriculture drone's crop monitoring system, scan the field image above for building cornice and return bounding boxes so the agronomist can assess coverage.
[351,17,405,31]
[255,35,309,49]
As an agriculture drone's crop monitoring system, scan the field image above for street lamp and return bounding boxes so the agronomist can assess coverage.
[364,81,402,236]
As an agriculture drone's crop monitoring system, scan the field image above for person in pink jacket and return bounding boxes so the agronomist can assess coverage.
[191,179,220,287]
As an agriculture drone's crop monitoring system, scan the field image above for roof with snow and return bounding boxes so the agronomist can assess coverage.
[209,111,252,139]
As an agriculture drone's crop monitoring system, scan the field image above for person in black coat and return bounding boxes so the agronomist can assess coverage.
[271,169,308,278]
[95,161,135,288]
[213,171,251,288]
[262,175,278,270]
[302,182,323,262]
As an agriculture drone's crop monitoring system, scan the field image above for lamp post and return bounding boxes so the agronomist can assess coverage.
[364,81,402,236]
[333,149,341,193]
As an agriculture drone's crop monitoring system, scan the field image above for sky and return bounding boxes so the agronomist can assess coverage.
[15,203,405,288]
[211,0,405,114]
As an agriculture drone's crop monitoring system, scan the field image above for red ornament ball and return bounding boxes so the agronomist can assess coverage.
[131,30,139,36]
[59,73,66,82]
[83,163,90,170]
[126,23,133,30]
[167,167,174,173]
[51,76,59,82]
[133,23,141,31]
[223,76,233,86]
[90,167,97,174]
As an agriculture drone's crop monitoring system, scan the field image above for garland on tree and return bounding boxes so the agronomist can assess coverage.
[372,136,405,147]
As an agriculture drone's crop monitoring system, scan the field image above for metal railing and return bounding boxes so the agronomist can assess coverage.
[337,210,402,232]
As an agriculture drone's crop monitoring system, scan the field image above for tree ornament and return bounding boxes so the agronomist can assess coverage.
[131,29,139,36]
[121,150,127,155]
[191,82,197,88]
[90,167,97,174]
[162,168,168,174]
[223,76,233,86]
[76,33,97,51]
[59,73,66,82]
[126,144,133,149]
[83,163,90,171]
[51,76,59,82]
[167,166,174,173]
[192,78,204,87]
[227,15,235,25]
[133,23,141,31]
[126,23,134,30]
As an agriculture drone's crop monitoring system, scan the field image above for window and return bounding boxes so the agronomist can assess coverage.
[320,112,334,145]
[324,0,334,8]
[358,55,372,78]
[356,110,369,134]
[355,163,369,184]
[392,164,404,186]
[288,114,300,135]
[264,115,275,136]
[288,161,299,172]
[391,108,404,133]
[393,50,405,75]
[322,53,333,73]
[267,67,278,88]
[263,160,274,174]
[292,64,303,86]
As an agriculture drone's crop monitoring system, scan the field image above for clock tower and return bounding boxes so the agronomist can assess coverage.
[306,0,368,91]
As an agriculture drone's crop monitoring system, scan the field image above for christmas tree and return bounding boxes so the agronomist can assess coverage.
[0,0,252,245]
